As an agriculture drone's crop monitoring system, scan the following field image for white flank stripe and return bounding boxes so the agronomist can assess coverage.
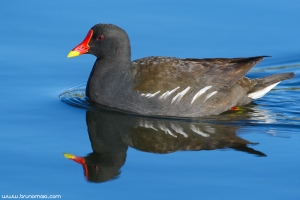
[190,124,210,137]
[205,91,218,101]
[248,82,280,99]
[191,86,212,104]
[141,91,160,98]
[159,87,180,99]
[171,86,191,104]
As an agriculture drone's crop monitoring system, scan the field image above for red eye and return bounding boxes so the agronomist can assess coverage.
[97,35,105,41]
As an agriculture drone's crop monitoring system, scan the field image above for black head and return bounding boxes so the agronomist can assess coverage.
[68,24,131,59]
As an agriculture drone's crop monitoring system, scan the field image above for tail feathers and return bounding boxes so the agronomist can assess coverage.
[254,72,294,86]
[248,72,294,99]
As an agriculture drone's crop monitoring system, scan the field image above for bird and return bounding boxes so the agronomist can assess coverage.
[67,23,294,117]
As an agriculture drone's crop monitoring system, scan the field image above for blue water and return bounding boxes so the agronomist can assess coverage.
[1,1,300,199]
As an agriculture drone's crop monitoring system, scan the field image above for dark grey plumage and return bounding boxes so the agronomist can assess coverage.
[70,24,294,117]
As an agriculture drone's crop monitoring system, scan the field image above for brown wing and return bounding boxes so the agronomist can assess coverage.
[132,56,267,94]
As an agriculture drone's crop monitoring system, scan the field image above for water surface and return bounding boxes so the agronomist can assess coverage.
[1,1,300,199]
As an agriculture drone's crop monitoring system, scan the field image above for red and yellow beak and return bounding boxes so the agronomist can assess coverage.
[67,29,93,58]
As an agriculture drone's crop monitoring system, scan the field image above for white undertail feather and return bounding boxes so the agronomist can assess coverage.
[171,86,191,104]
[248,82,280,99]
[191,86,212,104]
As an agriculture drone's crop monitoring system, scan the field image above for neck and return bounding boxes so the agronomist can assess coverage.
[86,56,132,104]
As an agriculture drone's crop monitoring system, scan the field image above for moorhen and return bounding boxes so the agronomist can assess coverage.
[67,24,294,117]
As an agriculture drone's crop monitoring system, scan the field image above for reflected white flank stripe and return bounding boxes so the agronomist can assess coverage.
[158,123,177,137]
[170,123,188,138]
[139,120,158,131]
[190,124,210,137]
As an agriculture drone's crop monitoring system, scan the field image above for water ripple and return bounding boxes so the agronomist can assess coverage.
[58,83,90,109]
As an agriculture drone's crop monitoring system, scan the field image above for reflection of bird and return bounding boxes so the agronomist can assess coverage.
[67,23,294,117]
[124,116,265,156]
[63,152,125,183]
[63,109,265,183]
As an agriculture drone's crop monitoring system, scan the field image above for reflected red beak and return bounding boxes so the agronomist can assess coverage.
[64,153,89,179]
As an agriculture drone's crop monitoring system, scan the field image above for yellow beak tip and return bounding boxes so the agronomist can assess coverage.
[67,51,80,58]
[63,153,76,159]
